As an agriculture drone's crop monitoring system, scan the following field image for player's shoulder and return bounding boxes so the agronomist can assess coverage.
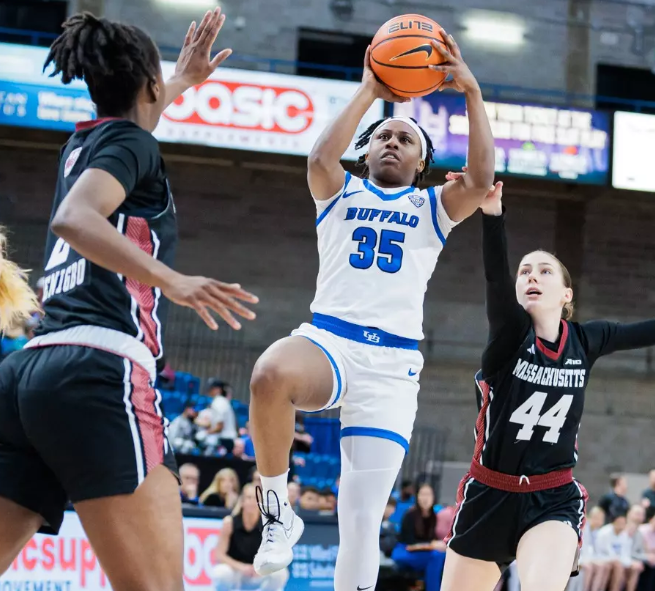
[88,119,160,154]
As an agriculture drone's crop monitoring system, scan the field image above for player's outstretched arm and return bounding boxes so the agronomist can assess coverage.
[307,47,407,201]
[164,8,232,111]
[51,169,258,331]
[435,33,495,222]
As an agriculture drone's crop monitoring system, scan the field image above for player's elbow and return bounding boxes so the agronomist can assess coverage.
[307,150,331,174]
[51,202,82,239]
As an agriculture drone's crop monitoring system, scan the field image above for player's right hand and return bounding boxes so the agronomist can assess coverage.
[446,167,503,215]
[361,46,410,103]
[162,274,258,331]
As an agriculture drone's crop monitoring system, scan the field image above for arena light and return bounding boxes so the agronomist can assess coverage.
[154,0,219,8]
[463,15,525,47]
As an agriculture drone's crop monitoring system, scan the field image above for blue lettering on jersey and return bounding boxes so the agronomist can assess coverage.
[345,207,418,228]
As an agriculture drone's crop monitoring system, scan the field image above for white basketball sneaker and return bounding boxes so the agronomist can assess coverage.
[254,488,305,576]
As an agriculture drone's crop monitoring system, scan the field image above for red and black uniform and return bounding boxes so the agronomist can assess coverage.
[446,209,655,570]
[0,119,178,534]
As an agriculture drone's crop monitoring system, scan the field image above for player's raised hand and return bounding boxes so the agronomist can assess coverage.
[174,7,232,87]
[361,46,410,103]
[162,274,258,330]
[446,167,503,215]
[429,30,480,95]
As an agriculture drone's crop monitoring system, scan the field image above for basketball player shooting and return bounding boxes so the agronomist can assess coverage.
[248,28,495,591]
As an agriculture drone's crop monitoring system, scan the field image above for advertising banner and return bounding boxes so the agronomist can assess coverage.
[394,95,610,184]
[0,43,382,160]
[0,512,339,591]
[612,111,655,192]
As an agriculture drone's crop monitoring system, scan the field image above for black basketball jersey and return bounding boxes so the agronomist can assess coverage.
[474,320,589,476]
[35,118,177,362]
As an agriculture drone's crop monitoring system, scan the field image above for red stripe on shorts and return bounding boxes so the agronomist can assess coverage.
[130,362,165,474]
[125,217,160,357]
[473,378,491,463]
[444,472,470,544]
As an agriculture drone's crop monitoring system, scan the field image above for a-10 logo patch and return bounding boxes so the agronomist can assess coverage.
[388,20,434,33]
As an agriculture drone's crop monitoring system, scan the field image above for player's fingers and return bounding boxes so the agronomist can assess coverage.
[183,22,196,48]
[193,10,212,42]
[440,29,457,54]
[200,8,221,46]
[211,280,259,303]
[204,298,242,330]
[364,45,372,69]
[193,302,218,330]
[431,38,456,62]
[448,34,463,59]
[429,64,454,73]
[206,285,256,320]
[210,48,232,69]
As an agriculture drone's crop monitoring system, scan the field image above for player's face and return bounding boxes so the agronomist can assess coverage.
[367,121,425,187]
[516,252,573,321]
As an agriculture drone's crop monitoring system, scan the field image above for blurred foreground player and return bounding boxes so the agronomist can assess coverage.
[440,176,655,591]
[0,10,257,591]
[249,31,495,591]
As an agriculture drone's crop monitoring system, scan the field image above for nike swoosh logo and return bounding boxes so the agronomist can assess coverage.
[357,586,374,591]
[390,44,433,61]
[283,514,295,538]
[409,369,418,377]
[343,190,363,199]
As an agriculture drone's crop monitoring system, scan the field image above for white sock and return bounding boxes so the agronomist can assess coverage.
[260,471,290,522]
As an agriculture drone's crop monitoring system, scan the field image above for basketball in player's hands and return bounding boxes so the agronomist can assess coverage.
[370,14,448,97]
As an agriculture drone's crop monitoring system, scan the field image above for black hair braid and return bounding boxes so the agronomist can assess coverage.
[355,117,435,185]
[44,12,161,116]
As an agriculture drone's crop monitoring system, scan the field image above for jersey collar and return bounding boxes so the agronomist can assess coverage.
[363,179,416,201]
[75,117,123,132]
[536,320,569,361]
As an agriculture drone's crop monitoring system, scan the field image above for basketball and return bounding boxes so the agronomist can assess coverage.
[370,14,448,98]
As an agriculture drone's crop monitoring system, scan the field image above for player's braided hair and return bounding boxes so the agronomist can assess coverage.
[43,12,161,116]
[354,118,435,185]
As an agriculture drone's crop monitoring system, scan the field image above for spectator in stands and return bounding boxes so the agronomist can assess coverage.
[240,422,256,460]
[599,474,630,524]
[637,505,655,591]
[318,488,337,515]
[642,470,655,508]
[626,505,647,588]
[200,468,240,510]
[248,467,262,489]
[168,404,199,454]
[596,511,643,591]
[231,438,246,460]
[0,318,31,362]
[199,378,238,453]
[391,483,446,591]
[292,411,314,453]
[435,505,456,542]
[288,482,301,509]
[390,479,416,529]
[213,483,288,591]
[380,498,399,559]
[579,506,610,591]
[179,463,201,506]
[299,486,321,512]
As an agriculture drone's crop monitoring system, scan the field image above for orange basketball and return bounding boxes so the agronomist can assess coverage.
[370,14,448,98]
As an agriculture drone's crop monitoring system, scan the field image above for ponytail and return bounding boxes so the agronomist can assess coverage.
[0,229,41,334]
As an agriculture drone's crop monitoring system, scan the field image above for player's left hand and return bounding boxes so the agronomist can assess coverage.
[174,8,232,87]
[429,31,480,95]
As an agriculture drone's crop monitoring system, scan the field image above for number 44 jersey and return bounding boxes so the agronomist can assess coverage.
[310,173,458,341]
[474,320,588,476]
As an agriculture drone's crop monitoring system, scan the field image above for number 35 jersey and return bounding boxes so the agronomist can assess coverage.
[310,173,458,340]
[474,320,589,476]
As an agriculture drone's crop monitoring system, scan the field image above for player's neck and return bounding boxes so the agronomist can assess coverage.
[368,175,412,189]
[531,314,562,344]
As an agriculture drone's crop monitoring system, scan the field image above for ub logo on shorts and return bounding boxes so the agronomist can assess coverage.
[363,331,381,344]
[408,194,425,208]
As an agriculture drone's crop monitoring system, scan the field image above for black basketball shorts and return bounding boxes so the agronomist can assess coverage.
[445,475,588,572]
[0,345,177,534]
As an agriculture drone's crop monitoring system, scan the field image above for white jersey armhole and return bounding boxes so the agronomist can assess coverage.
[313,171,353,214]
[427,185,460,246]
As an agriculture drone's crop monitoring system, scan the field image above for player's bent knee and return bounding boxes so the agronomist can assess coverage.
[250,357,299,402]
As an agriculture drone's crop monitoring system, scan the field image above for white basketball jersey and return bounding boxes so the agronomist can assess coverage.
[310,172,458,340]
